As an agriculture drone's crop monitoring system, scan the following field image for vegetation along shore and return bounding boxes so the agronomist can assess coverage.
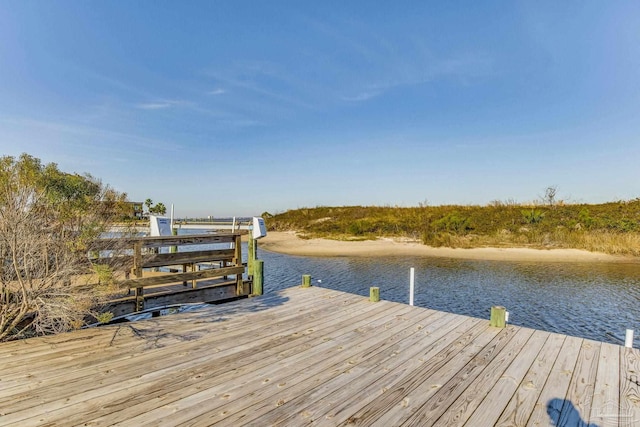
[264,200,640,260]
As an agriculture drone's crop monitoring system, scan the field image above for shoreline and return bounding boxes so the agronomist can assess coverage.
[259,231,639,263]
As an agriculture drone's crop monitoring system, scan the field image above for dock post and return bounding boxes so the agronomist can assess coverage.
[253,260,264,296]
[248,238,256,277]
[626,329,634,348]
[170,227,177,254]
[490,306,506,328]
[409,267,415,306]
[132,241,142,278]
[370,287,380,302]
[135,287,144,312]
[190,263,197,289]
[233,234,243,295]
[151,246,160,272]
[302,274,312,288]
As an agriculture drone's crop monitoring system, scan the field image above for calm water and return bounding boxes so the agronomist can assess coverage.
[256,246,640,346]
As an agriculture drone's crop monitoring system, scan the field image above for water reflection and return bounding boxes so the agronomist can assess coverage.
[258,247,640,346]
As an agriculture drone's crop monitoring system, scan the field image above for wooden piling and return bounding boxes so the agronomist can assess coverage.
[302,274,312,288]
[182,263,188,286]
[132,241,142,278]
[370,287,380,302]
[134,287,144,312]
[253,260,264,296]
[191,263,197,289]
[248,238,256,277]
[490,305,506,328]
[170,227,177,254]
[233,234,244,295]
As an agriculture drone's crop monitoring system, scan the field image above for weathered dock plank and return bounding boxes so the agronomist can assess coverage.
[493,332,566,427]
[620,345,640,426]
[0,290,371,424]
[118,305,433,426]
[398,325,535,427]
[333,321,499,426]
[0,286,638,427]
[94,303,419,426]
[462,329,550,426]
[557,339,601,426]
[526,335,584,426]
[0,289,350,390]
[589,342,620,426]
[235,313,474,427]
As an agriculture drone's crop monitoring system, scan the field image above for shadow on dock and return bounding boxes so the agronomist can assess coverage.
[201,291,291,323]
[104,291,290,350]
[547,398,598,427]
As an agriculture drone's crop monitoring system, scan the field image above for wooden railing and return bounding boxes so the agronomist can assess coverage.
[92,232,251,316]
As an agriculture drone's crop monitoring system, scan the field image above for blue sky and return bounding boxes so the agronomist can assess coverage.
[1,1,639,217]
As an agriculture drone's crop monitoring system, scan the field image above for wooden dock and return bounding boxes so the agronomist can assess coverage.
[1,286,639,426]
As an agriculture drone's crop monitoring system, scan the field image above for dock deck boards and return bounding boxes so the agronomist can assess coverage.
[1,286,639,426]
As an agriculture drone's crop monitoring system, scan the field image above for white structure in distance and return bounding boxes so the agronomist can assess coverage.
[149,215,172,236]
[252,217,267,240]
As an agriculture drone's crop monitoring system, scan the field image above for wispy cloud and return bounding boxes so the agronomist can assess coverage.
[137,102,173,110]
[334,52,493,103]
[0,116,184,152]
[135,99,189,110]
[204,62,317,110]
[341,90,383,102]
[207,88,226,95]
[302,17,494,104]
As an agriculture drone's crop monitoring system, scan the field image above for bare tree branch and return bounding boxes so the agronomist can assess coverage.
[0,153,132,341]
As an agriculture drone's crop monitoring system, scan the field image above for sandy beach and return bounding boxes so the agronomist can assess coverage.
[259,231,638,263]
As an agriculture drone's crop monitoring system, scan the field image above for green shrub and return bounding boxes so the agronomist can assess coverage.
[432,213,473,234]
[578,208,597,229]
[521,209,545,224]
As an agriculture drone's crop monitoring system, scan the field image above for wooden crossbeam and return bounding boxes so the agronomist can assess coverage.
[90,232,246,250]
[90,250,236,273]
[120,266,244,289]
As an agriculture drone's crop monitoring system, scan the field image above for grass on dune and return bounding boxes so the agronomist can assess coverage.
[265,199,640,256]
